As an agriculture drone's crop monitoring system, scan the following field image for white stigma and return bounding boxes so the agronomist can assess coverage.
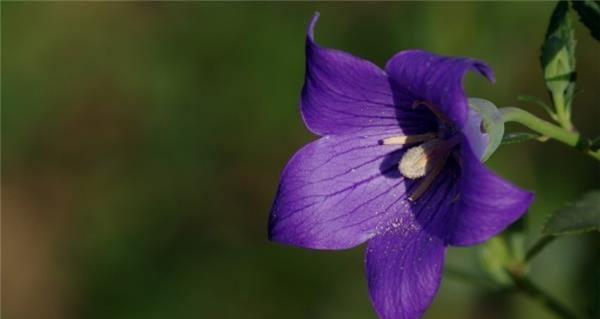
[381,132,460,201]
[398,139,442,179]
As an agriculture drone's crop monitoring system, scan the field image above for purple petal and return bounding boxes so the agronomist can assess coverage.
[385,50,495,128]
[300,13,433,136]
[269,129,426,250]
[365,164,459,319]
[365,220,447,319]
[447,140,534,246]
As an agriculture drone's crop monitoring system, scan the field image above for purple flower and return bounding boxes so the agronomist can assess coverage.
[269,13,533,319]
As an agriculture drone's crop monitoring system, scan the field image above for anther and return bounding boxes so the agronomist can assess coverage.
[398,139,444,179]
[396,136,461,201]
[411,100,431,109]
[380,132,436,145]
[408,158,446,201]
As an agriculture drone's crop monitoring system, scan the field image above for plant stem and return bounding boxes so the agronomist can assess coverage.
[500,107,600,161]
[552,92,574,131]
[508,271,581,319]
[446,264,584,319]
[524,235,556,262]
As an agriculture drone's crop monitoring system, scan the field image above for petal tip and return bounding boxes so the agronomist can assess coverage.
[524,190,535,207]
[513,184,535,211]
[510,188,535,224]
[473,61,496,84]
[308,12,320,40]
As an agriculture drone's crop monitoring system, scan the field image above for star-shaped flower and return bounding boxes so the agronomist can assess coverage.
[269,13,533,319]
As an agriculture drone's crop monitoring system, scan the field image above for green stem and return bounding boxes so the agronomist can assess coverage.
[446,265,584,319]
[508,271,581,319]
[500,107,600,161]
[552,92,574,131]
[525,235,556,262]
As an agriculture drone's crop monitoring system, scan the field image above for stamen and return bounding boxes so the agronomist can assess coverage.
[397,136,461,201]
[411,100,431,109]
[408,157,446,201]
[380,132,436,145]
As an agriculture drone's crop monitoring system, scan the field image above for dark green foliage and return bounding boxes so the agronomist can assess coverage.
[571,0,600,41]
[543,190,600,235]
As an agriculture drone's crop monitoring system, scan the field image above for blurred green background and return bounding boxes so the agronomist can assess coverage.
[2,2,599,319]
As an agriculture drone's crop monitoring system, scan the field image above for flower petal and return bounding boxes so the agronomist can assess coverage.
[447,141,534,246]
[365,221,447,319]
[300,13,432,136]
[269,130,424,250]
[365,166,458,319]
[385,50,495,128]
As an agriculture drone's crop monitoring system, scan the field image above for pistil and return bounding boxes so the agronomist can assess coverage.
[380,132,436,145]
[398,139,445,179]
[395,135,461,201]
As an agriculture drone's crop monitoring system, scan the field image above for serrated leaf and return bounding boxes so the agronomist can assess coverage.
[542,190,600,236]
[501,132,544,145]
[572,0,600,41]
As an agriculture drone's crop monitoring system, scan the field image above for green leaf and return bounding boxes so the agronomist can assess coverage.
[541,1,577,114]
[501,132,544,145]
[517,94,557,120]
[571,0,600,41]
[542,190,600,236]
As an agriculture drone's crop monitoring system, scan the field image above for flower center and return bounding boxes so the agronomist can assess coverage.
[399,139,445,179]
[381,134,460,201]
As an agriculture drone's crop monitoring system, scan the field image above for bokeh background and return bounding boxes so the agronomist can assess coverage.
[3,2,599,319]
